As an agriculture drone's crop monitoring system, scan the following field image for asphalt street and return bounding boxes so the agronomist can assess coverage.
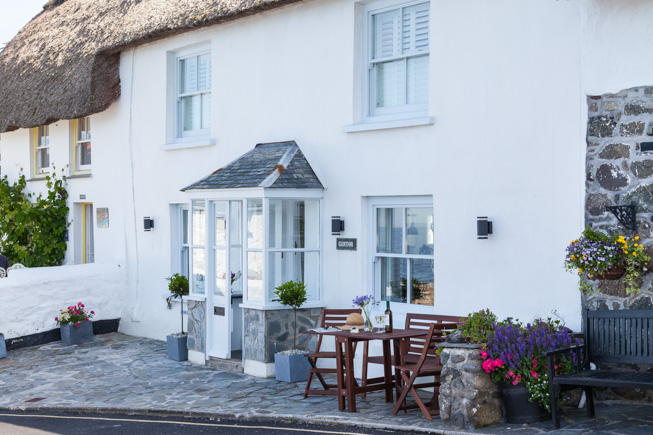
[0,411,408,435]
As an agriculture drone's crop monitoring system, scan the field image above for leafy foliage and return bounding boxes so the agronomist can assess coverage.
[565,226,650,294]
[275,280,307,348]
[166,273,189,335]
[0,169,69,267]
[459,308,499,345]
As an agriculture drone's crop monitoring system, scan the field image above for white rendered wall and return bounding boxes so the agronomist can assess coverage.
[110,0,585,341]
[0,263,125,339]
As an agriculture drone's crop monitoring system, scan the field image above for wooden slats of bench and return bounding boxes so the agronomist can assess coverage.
[586,309,653,364]
[554,370,653,390]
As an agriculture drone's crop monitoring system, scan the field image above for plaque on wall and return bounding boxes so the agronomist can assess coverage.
[336,238,357,251]
[214,306,225,316]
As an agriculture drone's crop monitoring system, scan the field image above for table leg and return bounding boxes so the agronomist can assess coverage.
[393,338,403,403]
[336,337,345,411]
[382,339,393,403]
[344,337,356,412]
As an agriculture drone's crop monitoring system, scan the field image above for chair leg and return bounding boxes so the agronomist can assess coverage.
[585,387,595,417]
[550,383,560,429]
[392,370,416,415]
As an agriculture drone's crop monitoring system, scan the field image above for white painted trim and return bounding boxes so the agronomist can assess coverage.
[185,294,206,302]
[239,301,326,310]
[188,349,205,365]
[243,359,275,378]
[160,138,215,150]
[342,116,434,133]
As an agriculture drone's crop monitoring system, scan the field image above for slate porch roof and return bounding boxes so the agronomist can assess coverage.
[182,141,323,191]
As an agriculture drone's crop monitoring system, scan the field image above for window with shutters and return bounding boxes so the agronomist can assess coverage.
[32,125,50,176]
[364,0,430,121]
[176,49,211,139]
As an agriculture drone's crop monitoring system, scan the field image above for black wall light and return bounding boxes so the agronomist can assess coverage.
[331,216,345,235]
[477,217,493,239]
[144,217,154,231]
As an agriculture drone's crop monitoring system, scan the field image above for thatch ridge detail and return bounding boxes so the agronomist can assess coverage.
[0,0,304,133]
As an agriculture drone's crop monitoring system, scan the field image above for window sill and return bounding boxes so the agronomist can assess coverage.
[67,173,93,180]
[26,175,48,182]
[239,301,326,311]
[186,294,207,302]
[161,138,215,151]
[342,116,434,133]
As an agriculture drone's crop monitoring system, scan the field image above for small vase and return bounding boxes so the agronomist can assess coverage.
[362,308,373,332]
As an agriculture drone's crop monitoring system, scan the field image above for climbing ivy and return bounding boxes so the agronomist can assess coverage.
[0,168,69,267]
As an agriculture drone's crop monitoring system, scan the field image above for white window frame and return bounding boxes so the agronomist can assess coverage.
[362,0,430,123]
[368,196,434,314]
[33,125,50,176]
[74,118,92,173]
[175,47,211,140]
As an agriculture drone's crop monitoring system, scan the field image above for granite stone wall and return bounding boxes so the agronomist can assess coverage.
[244,307,321,363]
[585,86,653,308]
[439,343,502,429]
[187,300,205,353]
[584,86,653,402]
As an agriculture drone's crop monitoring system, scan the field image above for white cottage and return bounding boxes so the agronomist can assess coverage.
[3,0,653,377]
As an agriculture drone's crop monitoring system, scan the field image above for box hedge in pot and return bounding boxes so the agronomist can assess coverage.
[55,302,95,345]
[274,280,311,383]
[166,273,189,361]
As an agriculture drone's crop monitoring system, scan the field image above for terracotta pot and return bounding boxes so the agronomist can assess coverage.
[595,265,626,280]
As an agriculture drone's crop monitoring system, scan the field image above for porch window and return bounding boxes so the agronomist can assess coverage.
[374,201,433,306]
[191,200,206,294]
[268,199,320,302]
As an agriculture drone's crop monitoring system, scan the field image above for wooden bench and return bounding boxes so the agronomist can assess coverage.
[547,309,653,428]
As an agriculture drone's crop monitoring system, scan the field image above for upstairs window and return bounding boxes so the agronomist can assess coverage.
[75,117,91,172]
[177,50,211,138]
[33,125,50,175]
[365,0,430,121]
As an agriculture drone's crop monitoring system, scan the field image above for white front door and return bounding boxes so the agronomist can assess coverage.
[207,200,242,359]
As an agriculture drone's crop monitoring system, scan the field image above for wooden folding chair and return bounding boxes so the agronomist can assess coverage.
[391,322,447,420]
[303,308,361,398]
[361,312,462,398]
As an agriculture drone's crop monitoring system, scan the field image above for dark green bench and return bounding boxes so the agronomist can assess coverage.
[546,309,653,428]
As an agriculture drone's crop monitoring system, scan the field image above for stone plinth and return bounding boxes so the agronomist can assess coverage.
[187,300,205,353]
[438,342,502,429]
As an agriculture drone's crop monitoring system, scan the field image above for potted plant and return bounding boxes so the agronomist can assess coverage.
[55,302,95,345]
[166,273,189,361]
[0,332,6,359]
[565,226,650,294]
[274,280,310,382]
[352,294,379,331]
[481,318,579,423]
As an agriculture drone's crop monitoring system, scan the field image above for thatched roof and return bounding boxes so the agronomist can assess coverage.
[0,0,303,133]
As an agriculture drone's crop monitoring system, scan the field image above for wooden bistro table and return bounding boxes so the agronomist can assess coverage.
[303,328,428,412]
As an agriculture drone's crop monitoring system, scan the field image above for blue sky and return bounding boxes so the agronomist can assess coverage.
[0,0,46,48]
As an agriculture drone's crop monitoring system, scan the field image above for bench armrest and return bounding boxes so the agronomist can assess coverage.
[545,345,587,379]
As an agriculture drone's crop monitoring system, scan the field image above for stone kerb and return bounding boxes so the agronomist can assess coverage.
[438,342,502,430]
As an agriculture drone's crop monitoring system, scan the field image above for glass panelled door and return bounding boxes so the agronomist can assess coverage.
[207,200,242,359]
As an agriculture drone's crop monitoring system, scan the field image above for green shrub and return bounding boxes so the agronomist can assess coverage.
[166,273,189,334]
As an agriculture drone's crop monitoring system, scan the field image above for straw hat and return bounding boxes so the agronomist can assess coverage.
[340,313,365,330]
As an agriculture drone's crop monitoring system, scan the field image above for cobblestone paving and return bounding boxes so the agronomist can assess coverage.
[0,333,652,434]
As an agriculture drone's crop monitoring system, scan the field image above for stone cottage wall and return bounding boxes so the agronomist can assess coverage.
[584,86,653,402]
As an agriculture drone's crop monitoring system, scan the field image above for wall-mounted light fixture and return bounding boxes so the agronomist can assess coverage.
[331,216,345,235]
[144,217,154,232]
[477,217,493,239]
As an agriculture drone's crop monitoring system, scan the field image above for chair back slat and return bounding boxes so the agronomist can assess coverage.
[404,313,465,357]
[314,308,362,352]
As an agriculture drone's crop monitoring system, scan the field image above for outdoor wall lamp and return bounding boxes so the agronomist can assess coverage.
[144,217,154,232]
[331,216,345,235]
[477,217,493,239]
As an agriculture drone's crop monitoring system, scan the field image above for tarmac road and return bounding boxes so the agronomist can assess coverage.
[0,411,409,435]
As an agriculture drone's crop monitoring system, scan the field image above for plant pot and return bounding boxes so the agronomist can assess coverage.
[167,334,188,361]
[0,334,6,359]
[595,265,626,280]
[60,322,94,345]
[500,382,551,424]
[275,352,310,382]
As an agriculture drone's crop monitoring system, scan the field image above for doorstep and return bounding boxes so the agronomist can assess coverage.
[206,356,244,374]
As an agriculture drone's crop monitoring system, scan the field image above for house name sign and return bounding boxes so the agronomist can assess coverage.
[336,238,357,251]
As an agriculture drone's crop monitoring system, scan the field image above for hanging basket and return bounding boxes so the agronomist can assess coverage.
[594,264,626,280]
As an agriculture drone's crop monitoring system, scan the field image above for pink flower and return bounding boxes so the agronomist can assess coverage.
[493,358,504,368]
[506,370,515,379]
[75,311,79,315]
[85,318,89,322]
[75,322,80,327]
[512,379,519,385]
[482,359,494,373]
[78,302,83,307]
[530,370,538,379]
[91,311,95,314]
[481,351,488,359]
[55,317,58,321]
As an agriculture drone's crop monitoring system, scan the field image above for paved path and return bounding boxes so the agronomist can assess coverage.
[0,333,652,434]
